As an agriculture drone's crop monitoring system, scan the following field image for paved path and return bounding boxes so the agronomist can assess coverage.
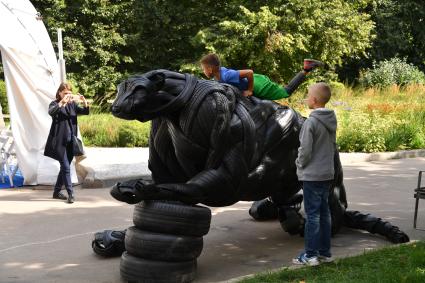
[0,158,424,283]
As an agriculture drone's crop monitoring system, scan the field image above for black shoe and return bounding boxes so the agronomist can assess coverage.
[303,59,324,72]
[67,194,75,204]
[53,192,67,200]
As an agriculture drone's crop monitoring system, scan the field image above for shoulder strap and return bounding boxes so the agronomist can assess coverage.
[65,104,74,135]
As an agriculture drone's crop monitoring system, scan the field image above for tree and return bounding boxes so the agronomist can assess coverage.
[32,0,132,100]
[371,0,425,68]
[123,0,236,74]
[338,0,425,83]
[195,0,375,83]
[32,0,235,100]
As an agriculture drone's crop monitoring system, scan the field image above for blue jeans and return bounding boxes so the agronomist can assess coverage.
[303,180,332,258]
[54,141,74,195]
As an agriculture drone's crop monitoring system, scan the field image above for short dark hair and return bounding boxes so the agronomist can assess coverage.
[200,53,221,67]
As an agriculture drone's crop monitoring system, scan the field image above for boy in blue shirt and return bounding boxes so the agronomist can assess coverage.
[200,53,323,99]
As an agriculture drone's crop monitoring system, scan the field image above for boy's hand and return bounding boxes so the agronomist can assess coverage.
[243,90,253,97]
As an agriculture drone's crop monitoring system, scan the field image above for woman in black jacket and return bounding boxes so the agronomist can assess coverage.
[44,83,89,203]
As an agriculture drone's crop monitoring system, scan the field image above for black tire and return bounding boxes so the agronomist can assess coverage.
[329,186,346,235]
[278,208,303,236]
[125,226,203,261]
[133,201,211,237]
[249,198,278,221]
[92,230,126,257]
[120,252,196,283]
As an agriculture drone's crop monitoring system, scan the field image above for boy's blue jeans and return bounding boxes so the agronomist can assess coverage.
[303,180,332,258]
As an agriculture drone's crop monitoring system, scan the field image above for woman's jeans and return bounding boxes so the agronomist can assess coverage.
[54,141,74,196]
[303,180,332,258]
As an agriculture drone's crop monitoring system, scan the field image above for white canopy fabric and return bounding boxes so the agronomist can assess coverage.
[0,0,78,185]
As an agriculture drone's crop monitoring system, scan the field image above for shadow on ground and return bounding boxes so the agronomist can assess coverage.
[0,158,424,283]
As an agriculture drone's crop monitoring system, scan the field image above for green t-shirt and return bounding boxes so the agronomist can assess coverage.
[253,74,289,100]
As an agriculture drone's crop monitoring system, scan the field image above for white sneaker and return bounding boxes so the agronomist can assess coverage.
[318,255,334,263]
[292,252,320,266]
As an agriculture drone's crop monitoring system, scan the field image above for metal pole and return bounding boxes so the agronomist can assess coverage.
[57,28,66,83]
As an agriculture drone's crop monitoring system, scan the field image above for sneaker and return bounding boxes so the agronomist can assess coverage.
[303,59,324,72]
[53,192,67,200]
[67,194,75,204]
[318,255,334,263]
[292,252,320,266]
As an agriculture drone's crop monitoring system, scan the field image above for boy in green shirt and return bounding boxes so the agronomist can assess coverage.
[200,53,323,99]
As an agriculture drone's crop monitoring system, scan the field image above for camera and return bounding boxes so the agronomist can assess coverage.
[66,94,81,102]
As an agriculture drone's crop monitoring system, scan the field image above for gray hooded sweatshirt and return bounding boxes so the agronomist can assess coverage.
[296,108,337,181]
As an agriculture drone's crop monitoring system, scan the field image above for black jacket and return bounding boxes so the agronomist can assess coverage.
[44,101,89,161]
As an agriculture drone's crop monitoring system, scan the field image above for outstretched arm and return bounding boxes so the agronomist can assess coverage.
[239,69,254,97]
[75,94,90,115]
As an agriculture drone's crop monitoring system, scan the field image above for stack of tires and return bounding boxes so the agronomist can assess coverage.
[121,201,211,283]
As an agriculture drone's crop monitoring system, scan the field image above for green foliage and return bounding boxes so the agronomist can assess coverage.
[328,84,425,152]
[32,0,236,107]
[360,57,425,88]
[291,82,425,153]
[196,1,374,83]
[384,112,425,151]
[338,0,425,83]
[125,1,234,73]
[79,114,150,147]
[0,79,8,114]
[370,0,425,70]
[28,0,425,96]
[24,1,425,152]
[32,0,377,100]
[32,0,132,101]
[77,85,425,151]
[337,110,392,152]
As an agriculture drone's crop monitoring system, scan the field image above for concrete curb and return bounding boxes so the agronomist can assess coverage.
[340,149,425,165]
[76,148,425,188]
[76,147,150,188]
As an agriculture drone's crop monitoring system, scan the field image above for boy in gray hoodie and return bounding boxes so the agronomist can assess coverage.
[292,82,337,266]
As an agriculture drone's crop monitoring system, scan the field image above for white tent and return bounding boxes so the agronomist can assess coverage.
[0,0,78,185]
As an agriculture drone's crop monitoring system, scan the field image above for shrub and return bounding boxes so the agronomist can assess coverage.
[0,79,8,114]
[337,111,390,152]
[80,85,425,152]
[333,84,425,152]
[337,110,425,153]
[79,114,150,147]
[360,57,425,88]
[384,111,425,151]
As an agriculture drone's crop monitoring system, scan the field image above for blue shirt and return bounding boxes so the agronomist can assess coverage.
[219,67,248,91]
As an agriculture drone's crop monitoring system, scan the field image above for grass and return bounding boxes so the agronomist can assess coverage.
[77,84,425,151]
[238,241,425,283]
[287,84,425,152]
[79,114,150,147]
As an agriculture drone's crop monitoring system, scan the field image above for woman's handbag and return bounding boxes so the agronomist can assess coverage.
[72,135,85,156]
[67,114,85,156]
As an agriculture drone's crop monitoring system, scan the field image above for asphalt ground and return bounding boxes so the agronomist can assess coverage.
[0,157,424,283]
